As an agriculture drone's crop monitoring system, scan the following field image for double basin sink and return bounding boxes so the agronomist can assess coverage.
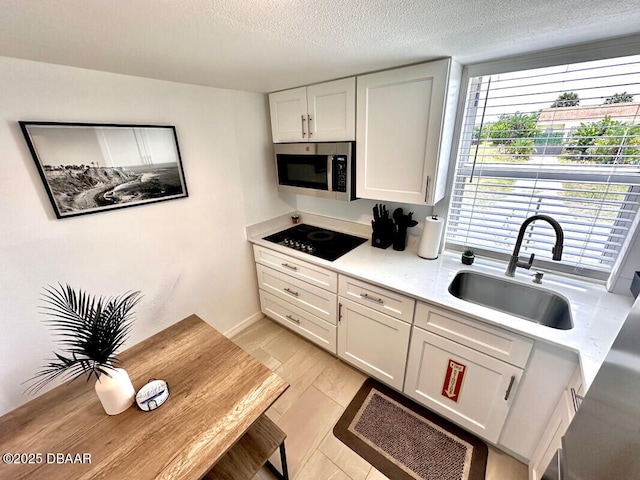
[448,271,573,330]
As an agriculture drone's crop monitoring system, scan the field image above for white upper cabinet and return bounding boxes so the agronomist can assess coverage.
[268,87,308,143]
[269,77,355,143]
[356,59,461,205]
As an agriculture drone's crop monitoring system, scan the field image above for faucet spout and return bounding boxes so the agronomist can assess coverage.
[505,215,564,277]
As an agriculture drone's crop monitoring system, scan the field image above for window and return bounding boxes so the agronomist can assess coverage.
[446,54,640,281]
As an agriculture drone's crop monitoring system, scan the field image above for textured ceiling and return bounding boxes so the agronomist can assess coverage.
[1,0,640,93]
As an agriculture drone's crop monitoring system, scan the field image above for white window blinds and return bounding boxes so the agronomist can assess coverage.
[446,55,640,280]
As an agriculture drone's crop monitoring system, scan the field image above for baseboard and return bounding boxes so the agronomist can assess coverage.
[224,311,264,338]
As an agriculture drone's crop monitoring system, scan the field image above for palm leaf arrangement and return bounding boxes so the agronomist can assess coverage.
[25,284,142,394]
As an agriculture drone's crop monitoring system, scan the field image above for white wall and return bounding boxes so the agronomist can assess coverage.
[234,95,295,225]
[0,56,288,416]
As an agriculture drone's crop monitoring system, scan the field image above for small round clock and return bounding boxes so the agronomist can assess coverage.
[135,379,170,411]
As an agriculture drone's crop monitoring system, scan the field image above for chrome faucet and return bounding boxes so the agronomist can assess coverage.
[505,215,564,277]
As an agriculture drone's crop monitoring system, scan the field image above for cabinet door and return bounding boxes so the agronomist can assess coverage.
[337,298,411,390]
[404,327,523,443]
[528,366,582,480]
[307,77,355,141]
[528,390,573,480]
[356,59,451,204]
[269,87,308,142]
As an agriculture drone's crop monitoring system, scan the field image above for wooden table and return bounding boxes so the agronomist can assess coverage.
[0,314,289,479]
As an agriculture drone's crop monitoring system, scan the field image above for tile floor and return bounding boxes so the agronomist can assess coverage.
[231,316,528,480]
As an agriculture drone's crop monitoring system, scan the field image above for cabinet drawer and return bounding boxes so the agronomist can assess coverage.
[404,327,523,443]
[259,290,336,354]
[338,275,415,323]
[256,264,337,325]
[414,302,533,368]
[254,245,337,292]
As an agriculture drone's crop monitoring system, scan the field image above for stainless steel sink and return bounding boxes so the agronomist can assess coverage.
[448,271,573,330]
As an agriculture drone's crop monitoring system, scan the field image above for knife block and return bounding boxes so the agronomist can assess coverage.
[372,230,393,249]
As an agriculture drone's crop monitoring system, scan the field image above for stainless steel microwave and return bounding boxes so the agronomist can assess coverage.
[274,142,356,201]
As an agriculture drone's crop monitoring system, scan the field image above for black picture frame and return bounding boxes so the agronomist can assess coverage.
[19,121,188,219]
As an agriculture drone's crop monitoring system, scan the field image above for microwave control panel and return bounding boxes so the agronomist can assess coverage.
[332,155,347,192]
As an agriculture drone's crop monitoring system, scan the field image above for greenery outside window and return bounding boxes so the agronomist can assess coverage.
[446,54,640,281]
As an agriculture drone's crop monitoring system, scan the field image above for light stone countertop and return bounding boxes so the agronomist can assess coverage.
[247,211,635,389]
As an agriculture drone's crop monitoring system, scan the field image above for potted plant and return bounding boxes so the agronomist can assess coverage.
[26,284,142,415]
[461,249,475,265]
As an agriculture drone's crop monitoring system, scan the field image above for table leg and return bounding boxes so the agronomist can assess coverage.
[265,441,289,480]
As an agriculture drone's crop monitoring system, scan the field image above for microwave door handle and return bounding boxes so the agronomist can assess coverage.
[327,155,333,192]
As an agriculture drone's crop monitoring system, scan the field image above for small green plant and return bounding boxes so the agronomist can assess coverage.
[504,138,536,159]
[604,92,634,104]
[489,112,541,146]
[25,284,142,394]
[551,92,580,108]
[461,249,475,265]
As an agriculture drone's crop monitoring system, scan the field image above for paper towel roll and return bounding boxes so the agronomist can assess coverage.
[418,215,444,259]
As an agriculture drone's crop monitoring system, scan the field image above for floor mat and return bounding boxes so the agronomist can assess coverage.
[333,378,488,480]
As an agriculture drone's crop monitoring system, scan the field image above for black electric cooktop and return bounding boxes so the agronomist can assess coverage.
[263,224,367,262]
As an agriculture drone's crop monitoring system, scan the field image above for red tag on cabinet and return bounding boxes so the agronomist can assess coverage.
[441,359,466,403]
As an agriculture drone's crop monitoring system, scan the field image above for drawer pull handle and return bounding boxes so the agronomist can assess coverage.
[285,314,301,324]
[282,263,298,271]
[284,287,299,297]
[360,293,384,305]
[571,388,584,412]
[505,375,516,400]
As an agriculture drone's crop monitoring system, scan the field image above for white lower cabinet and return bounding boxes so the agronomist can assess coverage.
[337,297,411,390]
[528,394,572,480]
[252,243,584,464]
[404,327,523,442]
[528,367,583,480]
[498,342,579,462]
[255,246,338,354]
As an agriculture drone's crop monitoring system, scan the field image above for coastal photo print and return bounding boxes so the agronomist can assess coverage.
[19,122,188,219]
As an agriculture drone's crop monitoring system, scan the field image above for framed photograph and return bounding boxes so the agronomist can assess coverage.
[19,121,188,218]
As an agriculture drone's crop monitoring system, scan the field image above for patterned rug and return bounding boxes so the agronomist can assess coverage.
[333,379,488,480]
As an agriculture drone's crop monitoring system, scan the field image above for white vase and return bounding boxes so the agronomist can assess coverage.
[94,367,135,415]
